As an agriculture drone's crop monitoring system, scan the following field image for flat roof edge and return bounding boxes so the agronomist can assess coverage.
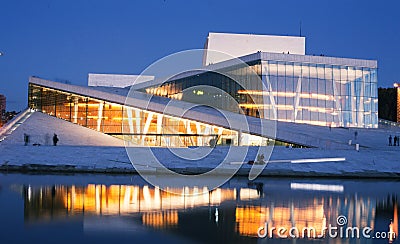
[208,32,306,40]
[29,76,128,105]
[259,52,377,68]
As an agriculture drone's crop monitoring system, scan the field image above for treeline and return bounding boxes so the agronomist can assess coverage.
[378,88,397,122]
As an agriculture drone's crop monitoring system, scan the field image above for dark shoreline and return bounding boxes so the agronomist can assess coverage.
[2,164,400,179]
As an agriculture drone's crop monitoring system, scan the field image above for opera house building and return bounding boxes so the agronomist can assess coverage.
[27,32,378,147]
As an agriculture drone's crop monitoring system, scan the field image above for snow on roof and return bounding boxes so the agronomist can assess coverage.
[88,73,154,88]
[1,111,124,146]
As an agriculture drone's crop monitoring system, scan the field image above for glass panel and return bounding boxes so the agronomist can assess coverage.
[103,102,123,133]
[293,63,302,77]
[309,65,318,94]
[340,67,348,83]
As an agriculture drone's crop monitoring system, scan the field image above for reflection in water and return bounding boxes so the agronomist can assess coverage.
[20,180,399,243]
[24,184,247,231]
[236,196,381,239]
[24,185,240,220]
[390,203,398,243]
[236,202,327,237]
[142,211,179,229]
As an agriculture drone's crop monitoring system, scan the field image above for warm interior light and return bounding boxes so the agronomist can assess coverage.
[237,90,334,101]
[236,205,326,238]
[239,104,334,113]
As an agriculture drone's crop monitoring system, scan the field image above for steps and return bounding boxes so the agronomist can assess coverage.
[0,109,33,142]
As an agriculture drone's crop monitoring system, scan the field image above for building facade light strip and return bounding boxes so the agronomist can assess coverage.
[290,157,346,163]
[238,104,336,113]
[63,103,104,108]
[237,90,335,101]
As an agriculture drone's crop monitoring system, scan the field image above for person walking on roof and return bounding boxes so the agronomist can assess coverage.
[24,133,29,146]
[53,133,59,146]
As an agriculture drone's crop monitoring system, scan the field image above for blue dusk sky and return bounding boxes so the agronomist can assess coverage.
[0,0,399,111]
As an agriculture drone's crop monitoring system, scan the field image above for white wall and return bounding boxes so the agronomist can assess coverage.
[203,32,306,65]
[88,73,154,88]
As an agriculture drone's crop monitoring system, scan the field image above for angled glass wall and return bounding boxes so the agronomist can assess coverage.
[260,61,378,128]
[143,59,378,128]
[29,83,296,147]
[143,61,265,118]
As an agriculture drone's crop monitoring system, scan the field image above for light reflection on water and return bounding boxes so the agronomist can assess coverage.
[0,173,399,243]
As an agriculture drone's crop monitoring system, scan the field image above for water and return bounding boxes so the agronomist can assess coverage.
[0,173,398,244]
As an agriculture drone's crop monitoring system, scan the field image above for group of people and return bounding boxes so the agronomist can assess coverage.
[388,135,400,146]
[23,133,59,146]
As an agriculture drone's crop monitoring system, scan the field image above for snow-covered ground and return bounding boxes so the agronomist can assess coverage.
[0,144,399,177]
[0,111,399,178]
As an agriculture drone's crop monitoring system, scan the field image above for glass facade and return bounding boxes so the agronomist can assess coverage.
[144,59,378,128]
[261,61,378,128]
[29,83,295,147]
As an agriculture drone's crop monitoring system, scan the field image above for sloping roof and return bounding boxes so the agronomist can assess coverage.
[29,76,362,149]
[2,111,124,146]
